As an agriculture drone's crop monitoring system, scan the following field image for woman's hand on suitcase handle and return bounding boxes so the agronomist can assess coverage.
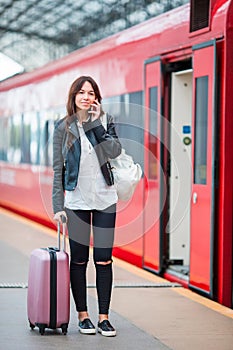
[53,211,67,224]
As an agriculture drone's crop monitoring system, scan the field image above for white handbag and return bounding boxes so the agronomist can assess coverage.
[102,114,142,201]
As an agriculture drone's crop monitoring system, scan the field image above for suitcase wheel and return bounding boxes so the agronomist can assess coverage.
[61,323,68,335]
[29,320,35,330]
[39,326,46,335]
[36,323,46,335]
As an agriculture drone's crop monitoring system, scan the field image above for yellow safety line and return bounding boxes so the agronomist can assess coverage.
[1,206,233,319]
[172,287,233,319]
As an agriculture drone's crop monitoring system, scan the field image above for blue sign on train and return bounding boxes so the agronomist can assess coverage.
[182,125,191,134]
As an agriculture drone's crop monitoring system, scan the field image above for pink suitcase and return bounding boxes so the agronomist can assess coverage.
[27,217,70,335]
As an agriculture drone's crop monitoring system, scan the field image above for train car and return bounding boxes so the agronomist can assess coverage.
[0,0,232,308]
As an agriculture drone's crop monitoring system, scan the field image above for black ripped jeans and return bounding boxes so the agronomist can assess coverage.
[66,204,116,315]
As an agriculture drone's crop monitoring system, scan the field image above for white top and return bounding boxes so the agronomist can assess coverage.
[64,121,118,210]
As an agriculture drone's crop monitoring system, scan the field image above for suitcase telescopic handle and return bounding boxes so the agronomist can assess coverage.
[57,215,67,251]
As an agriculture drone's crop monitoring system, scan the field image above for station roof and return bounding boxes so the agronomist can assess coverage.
[0,0,188,74]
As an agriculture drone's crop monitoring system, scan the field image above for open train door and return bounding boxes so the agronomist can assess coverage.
[143,57,165,273]
[189,41,217,297]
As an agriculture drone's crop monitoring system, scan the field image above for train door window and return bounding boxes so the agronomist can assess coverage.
[194,76,208,184]
[148,86,158,179]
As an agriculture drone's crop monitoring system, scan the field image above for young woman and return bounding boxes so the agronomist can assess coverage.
[52,76,121,337]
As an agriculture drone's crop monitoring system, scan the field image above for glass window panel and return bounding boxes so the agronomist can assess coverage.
[30,112,40,165]
[40,108,65,167]
[0,117,8,161]
[128,92,144,167]
[118,92,144,166]
[7,117,13,162]
[40,119,49,166]
[149,86,158,179]
[102,95,121,123]
[194,76,208,184]
[21,112,31,163]
[40,111,52,166]
[8,114,22,164]
[103,92,144,168]
[47,119,54,166]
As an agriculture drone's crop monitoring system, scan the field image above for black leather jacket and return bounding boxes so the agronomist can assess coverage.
[52,114,122,213]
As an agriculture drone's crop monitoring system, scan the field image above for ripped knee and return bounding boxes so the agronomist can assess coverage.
[70,259,88,266]
[95,259,112,266]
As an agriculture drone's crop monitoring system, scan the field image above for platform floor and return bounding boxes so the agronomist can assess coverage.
[0,208,232,350]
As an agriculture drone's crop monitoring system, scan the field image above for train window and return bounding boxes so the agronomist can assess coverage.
[194,76,208,184]
[22,111,41,164]
[40,110,56,167]
[1,108,64,166]
[40,119,49,166]
[0,117,8,161]
[149,87,158,179]
[30,112,40,165]
[190,0,210,32]
[103,92,144,168]
[47,119,54,166]
[119,92,144,167]
[102,95,123,142]
[8,114,22,164]
[102,95,121,121]
[21,112,31,163]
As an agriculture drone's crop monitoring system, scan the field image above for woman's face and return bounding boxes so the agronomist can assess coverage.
[75,81,96,111]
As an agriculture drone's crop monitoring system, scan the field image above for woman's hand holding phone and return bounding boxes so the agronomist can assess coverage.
[88,99,101,121]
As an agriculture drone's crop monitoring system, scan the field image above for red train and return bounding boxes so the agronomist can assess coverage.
[0,0,232,308]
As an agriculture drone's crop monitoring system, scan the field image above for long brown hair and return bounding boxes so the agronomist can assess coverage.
[66,76,102,118]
